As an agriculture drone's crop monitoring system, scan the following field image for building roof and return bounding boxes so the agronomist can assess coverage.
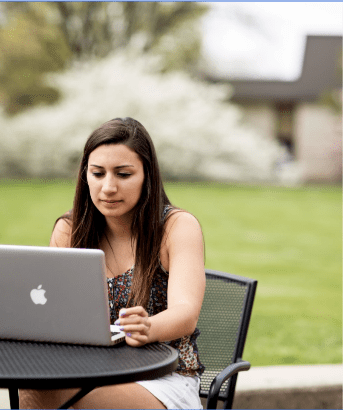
[205,35,342,103]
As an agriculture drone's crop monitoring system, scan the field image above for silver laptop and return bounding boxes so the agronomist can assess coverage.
[0,244,125,346]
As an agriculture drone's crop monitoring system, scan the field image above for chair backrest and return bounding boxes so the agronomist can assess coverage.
[197,269,257,404]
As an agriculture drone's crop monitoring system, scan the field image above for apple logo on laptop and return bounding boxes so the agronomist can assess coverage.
[30,285,47,305]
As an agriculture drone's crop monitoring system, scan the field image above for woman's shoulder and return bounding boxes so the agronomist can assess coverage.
[50,213,72,247]
[163,207,203,239]
[160,206,204,272]
[164,206,200,223]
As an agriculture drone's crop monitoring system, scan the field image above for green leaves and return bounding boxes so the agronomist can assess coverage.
[0,2,208,115]
[0,3,70,115]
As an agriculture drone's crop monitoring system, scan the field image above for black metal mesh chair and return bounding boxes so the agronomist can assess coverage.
[197,269,257,409]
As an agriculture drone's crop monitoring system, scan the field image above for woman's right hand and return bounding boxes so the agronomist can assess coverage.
[115,307,152,347]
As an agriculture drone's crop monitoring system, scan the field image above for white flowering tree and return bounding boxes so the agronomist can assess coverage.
[0,46,284,182]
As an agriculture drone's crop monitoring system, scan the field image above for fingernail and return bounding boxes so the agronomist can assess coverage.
[120,310,126,317]
[114,319,120,326]
[119,326,124,331]
[127,333,131,337]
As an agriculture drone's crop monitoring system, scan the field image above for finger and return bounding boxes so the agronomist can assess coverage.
[125,332,149,347]
[119,315,149,325]
[119,306,148,318]
[121,324,149,334]
[125,338,145,347]
[115,315,148,328]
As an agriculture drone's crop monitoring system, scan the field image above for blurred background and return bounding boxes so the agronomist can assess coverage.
[0,2,341,405]
[0,2,341,184]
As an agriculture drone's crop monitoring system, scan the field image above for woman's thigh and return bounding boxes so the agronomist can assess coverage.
[74,383,166,409]
[19,383,166,409]
[19,388,80,409]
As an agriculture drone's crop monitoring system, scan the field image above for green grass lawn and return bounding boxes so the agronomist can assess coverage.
[0,178,341,366]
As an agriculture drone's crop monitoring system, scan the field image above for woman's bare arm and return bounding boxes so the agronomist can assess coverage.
[118,211,206,346]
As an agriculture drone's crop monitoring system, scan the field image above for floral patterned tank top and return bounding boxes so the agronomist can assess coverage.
[106,207,205,377]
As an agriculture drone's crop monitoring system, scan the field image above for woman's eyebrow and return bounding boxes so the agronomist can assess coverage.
[89,164,134,169]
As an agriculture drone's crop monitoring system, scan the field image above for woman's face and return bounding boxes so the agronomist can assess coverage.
[87,144,145,222]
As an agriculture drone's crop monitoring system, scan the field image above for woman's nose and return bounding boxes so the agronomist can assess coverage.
[102,177,117,194]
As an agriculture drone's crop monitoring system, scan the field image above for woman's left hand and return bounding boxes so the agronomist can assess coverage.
[115,306,151,347]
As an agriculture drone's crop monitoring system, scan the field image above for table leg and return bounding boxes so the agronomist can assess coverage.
[58,386,96,409]
[9,388,19,409]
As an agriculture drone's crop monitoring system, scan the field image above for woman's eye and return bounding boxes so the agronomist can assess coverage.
[118,173,131,178]
[92,172,103,178]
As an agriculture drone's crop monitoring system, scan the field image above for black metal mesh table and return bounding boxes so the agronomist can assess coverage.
[0,340,178,409]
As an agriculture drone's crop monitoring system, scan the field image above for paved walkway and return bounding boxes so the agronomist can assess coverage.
[0,364,341,409]
[235,363,342,391]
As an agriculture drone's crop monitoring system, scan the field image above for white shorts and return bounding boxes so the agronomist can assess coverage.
[136,372,203,409]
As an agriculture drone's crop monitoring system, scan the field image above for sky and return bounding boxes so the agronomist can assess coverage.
[201,2,343,80]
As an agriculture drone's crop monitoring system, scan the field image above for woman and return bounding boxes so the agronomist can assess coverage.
[19,117,206,409]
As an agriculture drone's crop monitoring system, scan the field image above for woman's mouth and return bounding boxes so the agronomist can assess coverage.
[101,200,122,205]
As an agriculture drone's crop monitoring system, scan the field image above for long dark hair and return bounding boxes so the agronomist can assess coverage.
[58,117,173,308]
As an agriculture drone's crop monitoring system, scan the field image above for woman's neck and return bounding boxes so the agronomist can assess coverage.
[104,215,133,241]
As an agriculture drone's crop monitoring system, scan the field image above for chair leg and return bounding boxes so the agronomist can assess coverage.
[9,388,19,409]
[223,375,238,409]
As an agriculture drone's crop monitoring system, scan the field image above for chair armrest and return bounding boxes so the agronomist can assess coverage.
[206,359,251,409]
